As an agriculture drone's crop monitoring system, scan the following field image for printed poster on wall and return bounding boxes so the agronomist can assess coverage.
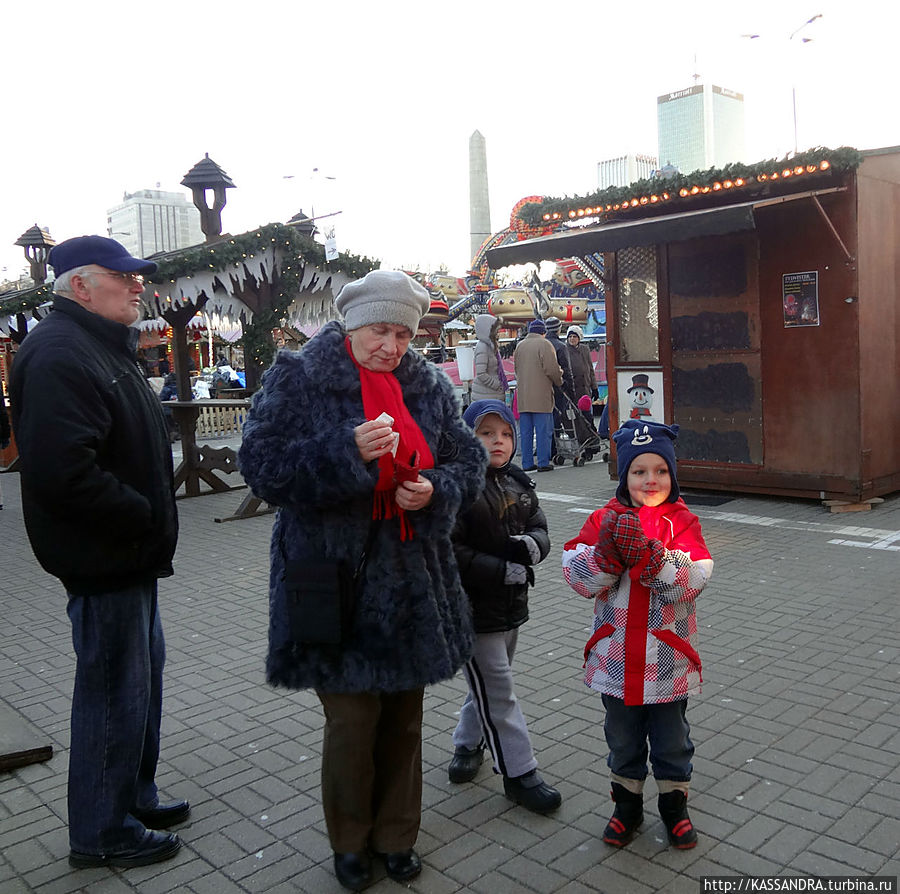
[617,370,665,424]
[782,271,820,327]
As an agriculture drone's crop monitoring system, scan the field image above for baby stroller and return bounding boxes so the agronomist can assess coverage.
[551,393,609,467]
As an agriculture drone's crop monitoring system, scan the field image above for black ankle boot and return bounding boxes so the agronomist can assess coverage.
[602,781,643,847]
[658,790,698,849]
[333,851,372,891]
[448,744,484,783]
[503,770,562,814]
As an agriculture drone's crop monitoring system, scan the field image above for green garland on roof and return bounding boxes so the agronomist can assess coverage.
[517,146,863,228]
[148,222,378,284]
[0,284,54,319]
[149,222,379,371]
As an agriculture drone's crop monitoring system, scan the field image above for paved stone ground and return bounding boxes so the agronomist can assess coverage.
[1,449,898,893]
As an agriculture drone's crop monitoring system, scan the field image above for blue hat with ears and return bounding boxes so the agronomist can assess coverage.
[463,398,518,459]
[613,420,680,505]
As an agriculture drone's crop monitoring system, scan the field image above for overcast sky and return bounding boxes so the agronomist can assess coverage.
[2,0,897,284]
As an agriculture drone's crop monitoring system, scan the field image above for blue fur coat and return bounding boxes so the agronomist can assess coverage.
[238,321,487,693]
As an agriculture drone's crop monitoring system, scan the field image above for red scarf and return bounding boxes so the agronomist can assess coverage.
[346,337,434,539]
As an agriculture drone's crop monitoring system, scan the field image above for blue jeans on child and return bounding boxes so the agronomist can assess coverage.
[601,694,694,782]
[66,581,165,854]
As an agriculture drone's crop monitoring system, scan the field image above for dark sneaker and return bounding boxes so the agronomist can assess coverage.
[69,831,181,868]
[448,744,485,783]
[132,799,190,828]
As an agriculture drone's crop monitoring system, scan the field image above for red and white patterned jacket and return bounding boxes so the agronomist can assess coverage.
[562,498,713,705]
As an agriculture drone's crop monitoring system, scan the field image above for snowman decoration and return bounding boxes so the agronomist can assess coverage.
[627,374,655,420]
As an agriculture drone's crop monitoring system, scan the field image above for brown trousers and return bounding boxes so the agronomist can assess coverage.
[317,688,424,853]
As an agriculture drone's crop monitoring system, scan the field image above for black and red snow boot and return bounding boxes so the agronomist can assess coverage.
[602,782,643,847]
[658,790,698,849]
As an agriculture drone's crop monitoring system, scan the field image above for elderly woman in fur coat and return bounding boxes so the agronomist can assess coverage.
[238,270,486,892]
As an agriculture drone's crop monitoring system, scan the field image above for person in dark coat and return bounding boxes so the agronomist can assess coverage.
[158,373,180,441]
[448,399,562,814]
[9,236,185,869]
[565,325,597,404]
[238,270,486,891]
[0,389,10,509]
[544,316,575,402]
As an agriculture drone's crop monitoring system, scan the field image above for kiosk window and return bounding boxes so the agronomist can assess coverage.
[617,246,659,363]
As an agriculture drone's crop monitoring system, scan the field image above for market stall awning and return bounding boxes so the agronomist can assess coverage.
[485,188,847,269]
[487,201,759,268]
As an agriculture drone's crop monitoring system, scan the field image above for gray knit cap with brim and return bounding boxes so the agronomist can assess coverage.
[335,270,431,334]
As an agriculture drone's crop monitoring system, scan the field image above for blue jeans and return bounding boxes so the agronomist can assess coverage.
[601,694,694,782]
[518,411,553,468]
[66,581,165,853]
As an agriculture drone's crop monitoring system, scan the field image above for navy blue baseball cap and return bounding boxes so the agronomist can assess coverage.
[48,235,157,277]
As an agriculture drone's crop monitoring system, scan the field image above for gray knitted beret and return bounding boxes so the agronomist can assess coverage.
[335,270,431,334]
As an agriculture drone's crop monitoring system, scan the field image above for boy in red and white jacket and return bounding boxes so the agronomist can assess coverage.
[562,420,713,848]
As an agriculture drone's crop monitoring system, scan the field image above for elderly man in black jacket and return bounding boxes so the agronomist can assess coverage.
[10,236,185,870]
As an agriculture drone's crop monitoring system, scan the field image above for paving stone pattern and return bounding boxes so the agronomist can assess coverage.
[1,451,899,893]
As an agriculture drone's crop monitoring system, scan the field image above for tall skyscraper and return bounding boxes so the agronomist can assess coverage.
[469,130,491,263]
[657,84,745,174]
[597,153,658,189]
[106,189,204,258]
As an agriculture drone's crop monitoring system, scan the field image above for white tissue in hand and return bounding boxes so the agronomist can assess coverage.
[374,411,400,456]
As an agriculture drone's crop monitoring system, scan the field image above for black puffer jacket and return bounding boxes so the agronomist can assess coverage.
[452,464,550,633]
[10,297,178,596]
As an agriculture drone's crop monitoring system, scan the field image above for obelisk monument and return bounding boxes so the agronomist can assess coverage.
[469,130,492,264]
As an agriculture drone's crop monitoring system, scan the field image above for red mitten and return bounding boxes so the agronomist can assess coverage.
[639,538,666,581]
[612,512,666,577]
[592,509,625,576]
[611,511,647,566]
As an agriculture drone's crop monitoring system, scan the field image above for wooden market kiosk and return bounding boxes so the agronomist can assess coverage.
[487,147,900,502]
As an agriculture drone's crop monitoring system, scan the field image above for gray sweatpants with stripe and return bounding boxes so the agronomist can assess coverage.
[452,629,538,779]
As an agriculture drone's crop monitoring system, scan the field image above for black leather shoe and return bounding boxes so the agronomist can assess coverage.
[448,744,485,783]
[333,851,372,891]
[537,465,555,472]
[69,831,181,868]
[376,848,422,882]
[521,466,537,472]
[132,799,191,828]
[503,771,562,814]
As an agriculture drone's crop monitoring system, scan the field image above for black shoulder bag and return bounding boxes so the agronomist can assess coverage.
[279,520,378,645]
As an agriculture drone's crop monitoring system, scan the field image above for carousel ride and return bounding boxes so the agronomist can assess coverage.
[408,195,607,338]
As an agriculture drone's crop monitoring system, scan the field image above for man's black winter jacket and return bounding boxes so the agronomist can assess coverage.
[10,297,178,596]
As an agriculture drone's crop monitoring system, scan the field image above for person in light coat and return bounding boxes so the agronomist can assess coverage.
[470,313,508,401]
[512,319,562,472]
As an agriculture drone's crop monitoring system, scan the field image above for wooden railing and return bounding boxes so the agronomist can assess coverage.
[194,402,251,439]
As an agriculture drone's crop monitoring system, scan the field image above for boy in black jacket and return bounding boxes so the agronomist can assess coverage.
[448,399,562,813]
